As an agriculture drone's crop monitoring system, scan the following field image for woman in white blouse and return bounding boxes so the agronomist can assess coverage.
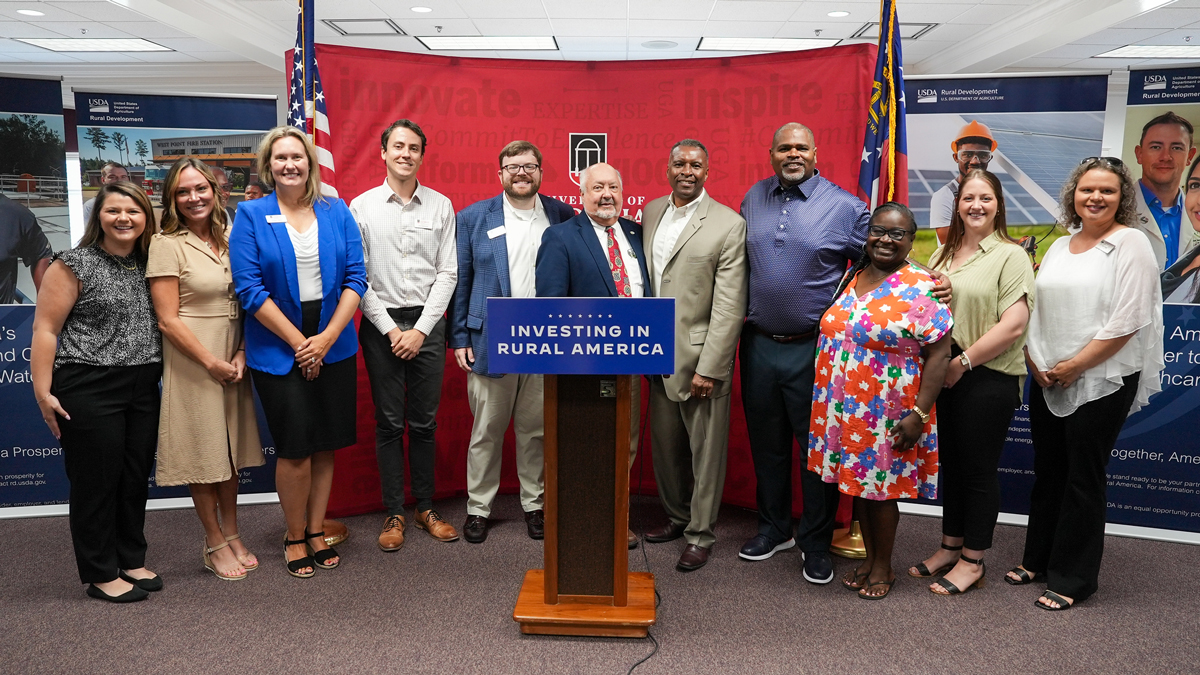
[1010,157,1164,610]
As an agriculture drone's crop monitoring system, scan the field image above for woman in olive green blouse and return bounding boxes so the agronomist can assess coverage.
[908,169,1035,595]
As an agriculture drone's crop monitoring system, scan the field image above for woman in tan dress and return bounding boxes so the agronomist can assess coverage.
[147,157,264,581]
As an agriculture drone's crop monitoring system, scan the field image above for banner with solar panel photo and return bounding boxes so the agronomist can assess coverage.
[905,72,1200,540]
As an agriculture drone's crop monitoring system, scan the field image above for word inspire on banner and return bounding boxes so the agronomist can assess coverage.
[496,316,664,358]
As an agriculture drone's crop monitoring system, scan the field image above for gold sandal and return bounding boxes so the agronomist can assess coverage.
[203,538,248,581]
[225,533,258,571]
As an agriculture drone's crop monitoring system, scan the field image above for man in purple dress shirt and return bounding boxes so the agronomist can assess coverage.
[737,123,871,584]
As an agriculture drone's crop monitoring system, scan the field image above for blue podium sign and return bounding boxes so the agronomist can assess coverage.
[487,298,675,375]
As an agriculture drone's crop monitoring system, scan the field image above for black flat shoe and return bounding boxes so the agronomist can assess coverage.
[119,570,163,592]
[1035,590,1073,611]
[86,583,149,603]
[284,535,315,578]
[1005,566,1036,585]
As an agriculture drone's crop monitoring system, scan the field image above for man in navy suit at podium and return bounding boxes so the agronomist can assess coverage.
[535,161,650,549]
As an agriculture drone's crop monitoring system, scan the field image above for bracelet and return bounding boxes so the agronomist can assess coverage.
[911,405,930,424]
[959,352,972,371]
[36,393,51,404]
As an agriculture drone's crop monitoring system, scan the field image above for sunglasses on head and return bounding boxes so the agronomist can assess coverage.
[1080,156,1124,167]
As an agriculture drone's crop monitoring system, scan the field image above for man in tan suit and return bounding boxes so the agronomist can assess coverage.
[642,139,748,571]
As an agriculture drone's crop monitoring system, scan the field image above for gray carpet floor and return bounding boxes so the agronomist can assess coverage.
[4,495,1197,674]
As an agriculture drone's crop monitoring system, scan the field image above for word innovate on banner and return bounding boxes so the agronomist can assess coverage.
[487,297,674,375]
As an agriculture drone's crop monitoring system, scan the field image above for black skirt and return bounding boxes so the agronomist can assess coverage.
[251,300,356,459]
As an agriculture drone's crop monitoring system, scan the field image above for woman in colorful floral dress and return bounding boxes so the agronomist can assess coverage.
[807,202,954,600]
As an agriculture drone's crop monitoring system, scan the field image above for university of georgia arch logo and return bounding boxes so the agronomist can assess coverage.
[569,133,607,186]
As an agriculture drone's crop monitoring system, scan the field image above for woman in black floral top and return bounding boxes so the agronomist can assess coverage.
[30,182,163,603]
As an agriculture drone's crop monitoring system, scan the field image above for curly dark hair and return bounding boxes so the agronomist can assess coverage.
[1058,157,1138,228]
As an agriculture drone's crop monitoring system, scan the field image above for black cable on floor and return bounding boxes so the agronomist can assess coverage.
[627,379,661,673]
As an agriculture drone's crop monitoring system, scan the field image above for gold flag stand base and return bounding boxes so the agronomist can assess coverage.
[830,520,866,559]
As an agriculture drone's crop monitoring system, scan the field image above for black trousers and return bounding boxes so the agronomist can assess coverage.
[938,366,1021,550]
[739,327,840,552]
[54,362,162,584]
[359,309,445,514]
[1022,374,1139,602]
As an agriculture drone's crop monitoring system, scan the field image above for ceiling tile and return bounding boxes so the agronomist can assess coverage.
[710,1,798,22]
[921,23,991,43]
[372,0,468,19]
[42,21,136,38]
[0,49,80,61]
[499,50,564,60]
[627,37,699,52]
[557,51,627,61]
[627,20,707,38]
[0,23,69,38]
[543,18,626,37]
[318,34,424,51]
[237,0,300,22]
[882,2,971,24]
[151,37,230,52]
[555,36,627,52]
[0,52,32,61]
[949,3,1025,25]
[545,1,626,20]
[466,18,554,35]
[999,57,1079,70]
[0,5,88,21]
[774,22,862,40]
[1139,28,1200,45]
[316,0,397,21]
[1034,43,1110,59]
[703,21,787,37]
[1066,57,1147,68]
[100,22,191,39]
[1115,8,1200,30]
[42,1,144,22]
[392,18,480,35]
[1074,27,1173,45]
[787,1,881,23]
[452,0,547,19]
[629,0,716,21]
[129,51,203,63]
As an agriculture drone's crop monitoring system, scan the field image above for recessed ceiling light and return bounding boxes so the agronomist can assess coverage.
[15,38,171,52]
[641,40,679,50]
[411,6,432,12]
[17,9,45,16]
[1097,45,1200,58]
[827,11,850,18]
[698,37,837,52]
[323,19,405,36]
[417,36,558,50]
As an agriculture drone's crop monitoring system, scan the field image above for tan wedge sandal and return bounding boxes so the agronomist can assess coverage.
[224,533,258,571]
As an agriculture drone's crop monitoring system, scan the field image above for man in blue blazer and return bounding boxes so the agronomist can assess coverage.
[451,141,575,544]
[535,162,649,549]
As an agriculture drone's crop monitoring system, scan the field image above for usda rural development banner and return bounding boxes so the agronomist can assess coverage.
[0,92,277,513]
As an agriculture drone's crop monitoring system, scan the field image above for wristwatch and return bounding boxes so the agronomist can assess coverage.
[958,353,972,370]
[911,405,930,424]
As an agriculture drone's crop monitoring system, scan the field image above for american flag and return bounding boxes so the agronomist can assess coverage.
[856,0,908,209]
[289,0,337,197]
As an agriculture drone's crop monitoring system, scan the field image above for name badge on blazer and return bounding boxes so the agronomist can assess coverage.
[487,225,507,239]
[266,214,287,223]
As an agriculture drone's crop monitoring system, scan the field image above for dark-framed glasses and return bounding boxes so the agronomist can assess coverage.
[501,163,541,175]
[956,150,992,163]
[868,225,912,241]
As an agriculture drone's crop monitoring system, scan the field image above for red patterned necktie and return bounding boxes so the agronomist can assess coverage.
[605,224,631,297]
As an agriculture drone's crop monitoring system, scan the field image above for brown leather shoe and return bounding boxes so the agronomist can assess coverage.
[644,521,686,543]
[677,544,711,571]
[524,510,544,540]
[628,528,639,549]
[415,509,459,542]
[378,514,405,552]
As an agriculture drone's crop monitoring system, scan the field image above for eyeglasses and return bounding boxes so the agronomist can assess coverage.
[501,163,541,175]
[956,150,992,163]
[868,225,913,241]
[1081,156,1124,167]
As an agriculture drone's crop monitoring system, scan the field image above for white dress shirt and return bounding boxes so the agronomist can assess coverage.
[285,219,323,302]
[1026,228,1164,417]
[502,194,550,299]
[652,189,705,295]
[588,215,644,298]
[350,180,458,336]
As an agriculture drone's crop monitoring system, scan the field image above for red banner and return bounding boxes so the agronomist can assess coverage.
[316,44,875,519]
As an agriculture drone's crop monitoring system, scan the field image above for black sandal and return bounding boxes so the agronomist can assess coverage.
[909,543,962,578]
[306,531,340,570]
[1035,590,1073,611]
[930,554,986,595]
[284,535,315,578]
[841,567,869,591]
[1005,566,1036,585]
[857,577,896,600]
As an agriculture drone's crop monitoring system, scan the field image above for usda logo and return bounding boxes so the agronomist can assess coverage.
[1145,75,1167,91]
[88,98,110,113]
[917,88,937,104]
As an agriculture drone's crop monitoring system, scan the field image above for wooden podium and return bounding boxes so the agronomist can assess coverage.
[512,373,656,638]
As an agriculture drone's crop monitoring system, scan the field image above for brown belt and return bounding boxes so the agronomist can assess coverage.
[750,324,816,344]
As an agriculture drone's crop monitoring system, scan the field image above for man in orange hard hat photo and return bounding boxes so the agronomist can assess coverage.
[929,120,997,243]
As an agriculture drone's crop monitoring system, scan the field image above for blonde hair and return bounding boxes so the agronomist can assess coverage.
[78,181,158,258]
[256,126,322,207]
[159,157,228,253]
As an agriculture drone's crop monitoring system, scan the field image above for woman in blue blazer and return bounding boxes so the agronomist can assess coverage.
[230,126,367,579]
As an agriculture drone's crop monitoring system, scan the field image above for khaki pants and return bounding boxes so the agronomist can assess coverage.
[465,372,545,518]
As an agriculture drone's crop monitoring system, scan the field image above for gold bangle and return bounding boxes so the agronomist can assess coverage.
[911,405,930,424]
